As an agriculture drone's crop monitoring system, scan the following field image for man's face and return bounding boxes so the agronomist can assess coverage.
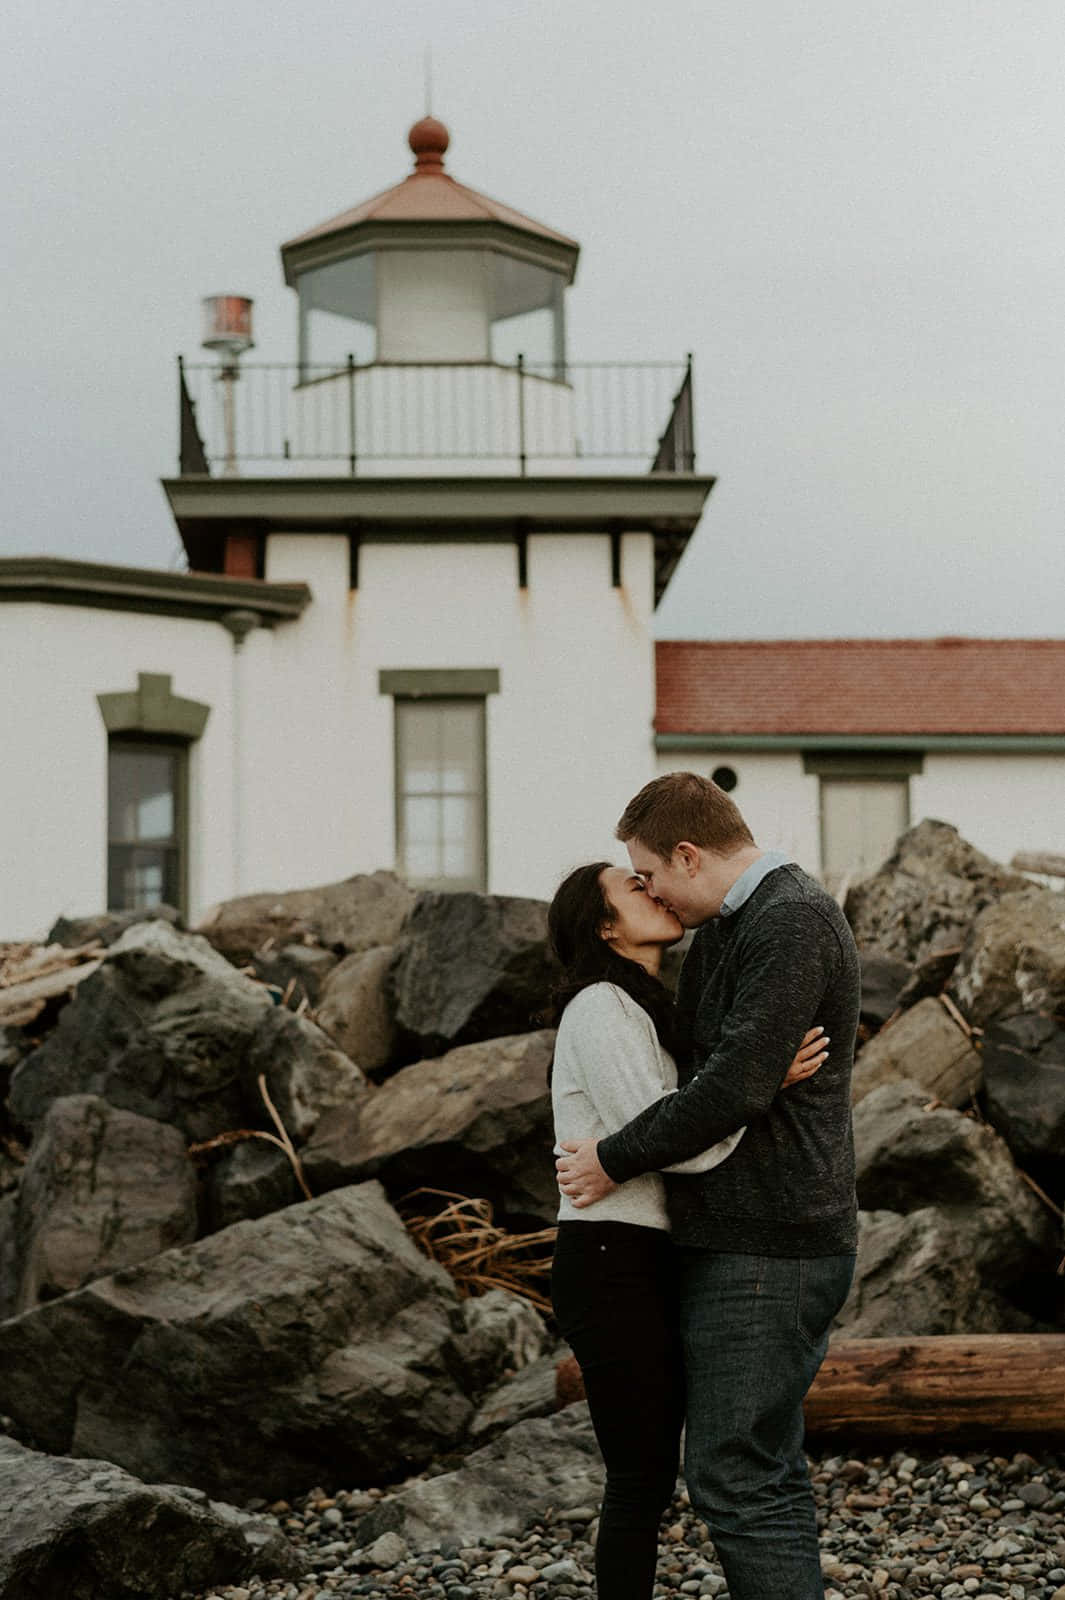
[626,839,707,927]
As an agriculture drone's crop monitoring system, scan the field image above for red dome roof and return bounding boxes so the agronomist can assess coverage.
[281,117,579,275]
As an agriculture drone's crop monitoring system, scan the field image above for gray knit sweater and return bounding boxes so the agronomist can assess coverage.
[597,864,860,1256]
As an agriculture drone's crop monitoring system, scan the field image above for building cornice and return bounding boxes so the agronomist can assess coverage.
[162,474,715,533]
[655,732,1065,753]
[0,556,311,625]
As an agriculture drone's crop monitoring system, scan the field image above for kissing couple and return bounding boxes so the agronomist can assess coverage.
[548,771,860,1600]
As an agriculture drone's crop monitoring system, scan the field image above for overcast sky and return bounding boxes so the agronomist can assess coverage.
[4,0,1063,639]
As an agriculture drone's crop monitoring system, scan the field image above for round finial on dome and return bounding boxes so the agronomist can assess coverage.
[409,115,450,171]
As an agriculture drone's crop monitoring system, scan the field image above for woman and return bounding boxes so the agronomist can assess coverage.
[547,862,828,1600]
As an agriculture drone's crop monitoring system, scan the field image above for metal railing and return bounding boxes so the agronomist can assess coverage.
[178,355,695,477]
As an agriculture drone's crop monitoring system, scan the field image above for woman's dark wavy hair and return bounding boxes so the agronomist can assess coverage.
[544,861,680,1062]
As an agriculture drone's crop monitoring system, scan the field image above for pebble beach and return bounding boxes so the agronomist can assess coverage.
[188,1445,1065,1600]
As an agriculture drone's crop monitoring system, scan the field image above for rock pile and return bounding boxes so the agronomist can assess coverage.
[0,830,1061,1586]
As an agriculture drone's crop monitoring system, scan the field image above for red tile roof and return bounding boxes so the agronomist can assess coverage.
[655,639,1065,736]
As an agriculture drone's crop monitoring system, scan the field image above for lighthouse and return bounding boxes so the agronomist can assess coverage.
[159,116,714,903]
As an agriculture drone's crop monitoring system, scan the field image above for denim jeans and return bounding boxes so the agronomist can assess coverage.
[676,1248,856,1600]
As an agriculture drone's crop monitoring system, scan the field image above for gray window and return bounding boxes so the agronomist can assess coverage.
[394,698,487,892]
[107,738,187,914]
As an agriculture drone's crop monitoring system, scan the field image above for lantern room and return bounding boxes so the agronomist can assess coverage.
[280,116,579,373]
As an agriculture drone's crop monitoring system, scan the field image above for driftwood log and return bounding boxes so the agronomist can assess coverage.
[1011,850,1065,879]
[556,1336,1065,1441]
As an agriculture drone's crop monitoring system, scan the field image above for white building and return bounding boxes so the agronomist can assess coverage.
[0,117,706,938]
[655,638,1065,889]
[2,120,1062,941]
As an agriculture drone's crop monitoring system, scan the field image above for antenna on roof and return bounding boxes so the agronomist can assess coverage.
[424,45,433,116]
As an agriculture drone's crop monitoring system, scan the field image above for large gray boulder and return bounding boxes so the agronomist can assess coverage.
[949,887,1065,1026]
[847,1082,1053,1333]
[854,1081,1049,1251]
[0,1435,298,1600]
[0,1181,521,1503]
[388,892,555,1062]
[314,944,397,1074]
[834,1208,1034,1339]
[7,920,366,1145]
[12,1094,198,1312]
[302,1030,557,1224]
[195,870,415,965]
[353,1404,604,1554]
[981,1013,1065,1181]
[844,820,1028,964]
[851,997,982,1107]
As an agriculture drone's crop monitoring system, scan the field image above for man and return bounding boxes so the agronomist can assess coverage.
[556,772,860,1600]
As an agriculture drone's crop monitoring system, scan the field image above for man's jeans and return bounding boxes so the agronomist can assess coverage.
[676,1248,856,1600]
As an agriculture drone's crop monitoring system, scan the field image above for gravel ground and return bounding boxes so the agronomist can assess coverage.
[187,1445,1065,1600]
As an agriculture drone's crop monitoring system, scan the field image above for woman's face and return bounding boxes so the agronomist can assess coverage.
[598,866,684,953]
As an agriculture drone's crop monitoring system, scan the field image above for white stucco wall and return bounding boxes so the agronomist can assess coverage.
[913,753,1065,866]
[654,747,1065,882]
[259,528,657,901]
[0,602,235,940]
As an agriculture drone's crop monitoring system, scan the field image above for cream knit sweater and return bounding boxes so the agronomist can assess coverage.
[552,982,745,1229]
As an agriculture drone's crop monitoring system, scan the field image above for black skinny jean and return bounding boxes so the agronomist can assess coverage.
[551,1220,685,1600]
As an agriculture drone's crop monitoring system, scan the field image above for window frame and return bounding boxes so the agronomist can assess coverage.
[106,733,190,918]
[392,695,489,894]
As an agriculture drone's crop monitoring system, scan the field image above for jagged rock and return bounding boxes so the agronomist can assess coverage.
[388,893,555,1063]
[302,1031,557,1224]
[852,998,982,1107]
[46,905,183,949]
[893,946,963,1012]
[249,942,340,1006]
[0,1182,517,1502]
[859,952,913,1031]
[844,820,1028,964]
[458,1289,553,1392]
[981,1014,1065,1180]
[852,1081,1050,1270]
[0,1435,298,1599]
[834,1208,1036,1339]
[949,887,1065,1026]
[353,1404,604,1553]
[469,1349,566,1440]
[314,945,396,1074]
[195,870,415,965]
[12,1094,198,1312]
[7,920,366,1144]
[200,1137,299,1233]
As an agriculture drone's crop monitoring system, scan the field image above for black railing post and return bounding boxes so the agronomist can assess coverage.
[178,354,210,476]
[347,353,357,476]
[685,352,695,471]
[516,352,527,477]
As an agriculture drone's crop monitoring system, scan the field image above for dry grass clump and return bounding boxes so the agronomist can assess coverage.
[398,1188,556,1313]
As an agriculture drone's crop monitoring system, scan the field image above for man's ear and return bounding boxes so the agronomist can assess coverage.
[674,841,701,876]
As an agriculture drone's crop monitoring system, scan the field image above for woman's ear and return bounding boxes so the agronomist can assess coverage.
[598,920,616,945]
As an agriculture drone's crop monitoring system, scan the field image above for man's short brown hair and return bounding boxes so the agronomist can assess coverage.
[616,771,754,859]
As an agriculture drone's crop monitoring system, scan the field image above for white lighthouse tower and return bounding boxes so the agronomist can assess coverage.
[163,116,713,902]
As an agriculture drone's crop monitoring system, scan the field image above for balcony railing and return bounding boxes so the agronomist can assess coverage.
[177,356,695,478]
